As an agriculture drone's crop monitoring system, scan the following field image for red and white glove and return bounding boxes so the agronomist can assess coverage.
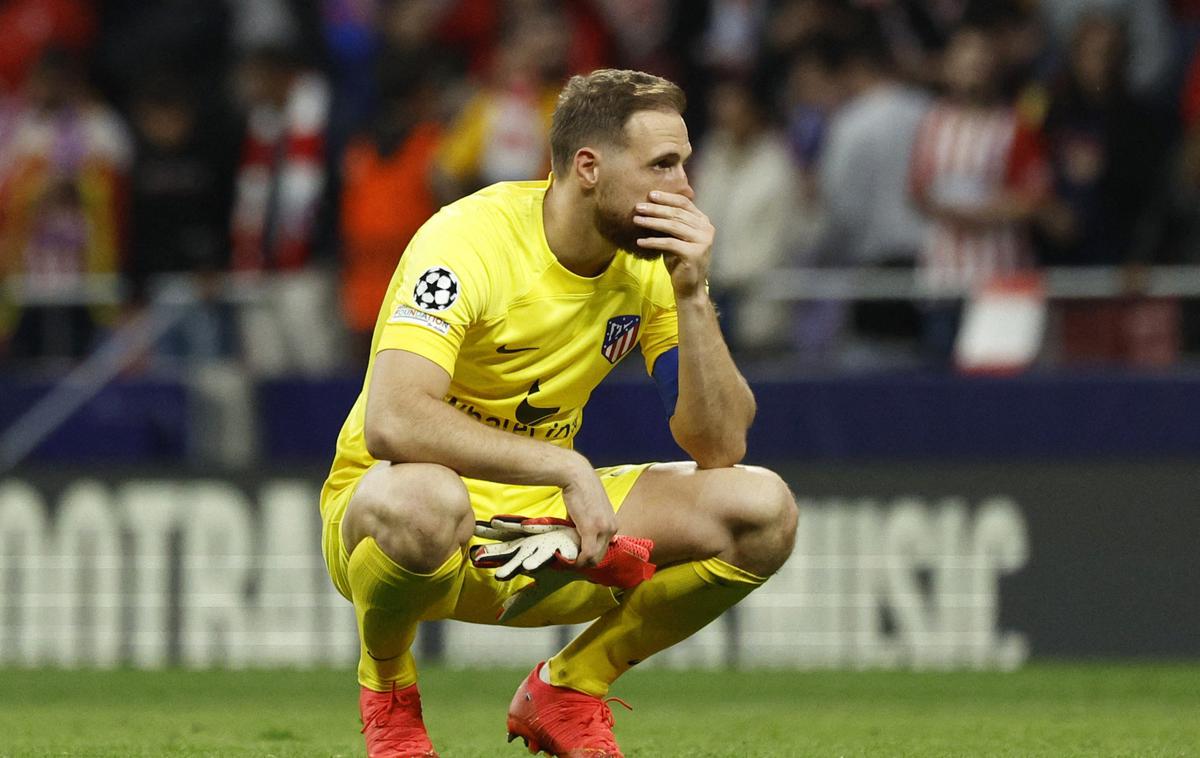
[469,515,581,580]
[470,514,656,588]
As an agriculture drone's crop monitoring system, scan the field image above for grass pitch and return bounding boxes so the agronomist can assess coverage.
[0,664,1196,757]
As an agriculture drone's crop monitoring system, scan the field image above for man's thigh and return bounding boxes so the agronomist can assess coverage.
[615,461,785,567]
[459,463,652,522]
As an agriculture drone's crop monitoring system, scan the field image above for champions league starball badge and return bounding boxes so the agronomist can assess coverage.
[413,266,460,311]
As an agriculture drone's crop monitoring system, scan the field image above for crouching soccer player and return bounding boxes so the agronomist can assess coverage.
[318,68,799,758]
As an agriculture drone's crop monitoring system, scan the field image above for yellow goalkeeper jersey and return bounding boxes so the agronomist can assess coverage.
[322,178,680,503]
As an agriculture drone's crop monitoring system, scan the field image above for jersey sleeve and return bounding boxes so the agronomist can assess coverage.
[376,209,491,375]
[639,265,679,376]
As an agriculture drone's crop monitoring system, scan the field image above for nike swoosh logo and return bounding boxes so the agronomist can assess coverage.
[515,379,559,425]
[497,344,537,354]
[366,650,403,662]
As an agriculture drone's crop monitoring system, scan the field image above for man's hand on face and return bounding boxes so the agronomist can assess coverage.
[633,190,714,300]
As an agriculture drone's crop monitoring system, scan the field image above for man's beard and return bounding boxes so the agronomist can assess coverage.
[592,188,664,262]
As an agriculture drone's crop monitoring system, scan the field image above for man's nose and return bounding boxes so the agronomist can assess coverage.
[676,166,695,201]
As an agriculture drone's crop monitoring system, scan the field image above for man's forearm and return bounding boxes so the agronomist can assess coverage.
[669,293,756,468]
[366,393,586,488]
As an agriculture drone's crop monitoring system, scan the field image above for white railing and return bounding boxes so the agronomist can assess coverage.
[1,271,284,308]
[751,265,1200,302]
[6,266,1200,310]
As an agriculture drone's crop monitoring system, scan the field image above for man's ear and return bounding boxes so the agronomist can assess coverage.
[573,147,600,189]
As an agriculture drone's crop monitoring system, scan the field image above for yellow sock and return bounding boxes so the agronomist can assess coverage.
[347,537,464,691]
[548,557,765,696]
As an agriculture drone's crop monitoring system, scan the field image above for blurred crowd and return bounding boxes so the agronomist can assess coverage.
[4,0,1200,375]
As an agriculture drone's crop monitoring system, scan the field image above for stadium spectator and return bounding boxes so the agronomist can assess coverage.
[339,70,442,362]
[853,0,967,85]
[0,0,95,94]
[90,0,231,112]
[226,0,326,57]
[1037,15,1173,267]
[909,24,1051,364]
[416,0,614,81]
[696,0,771,76]
[1170,3,1200,351]
[431,8,570,201]
[832,0,1033,86]
[1037,0,1175,98]
[693,76,811,353]
[817,26,929,351]
[318,0,378,158]
[5,0,1200,376]
[763,0,852,66]
[125,74,239,364]
[0,49,130,362]
[781,33,848,173]
[1174,17,1200,267]
[229,44,339,376]
[582,0,678,77]
[1178,20,1200,157]
[777,34,846,361]
[1039,14,1180,366]
[374,0,464,99]
[683,1,772,140]
[525,0,612,77]
[231,45,329,273]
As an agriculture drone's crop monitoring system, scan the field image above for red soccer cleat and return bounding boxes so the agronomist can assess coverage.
[359,682,439,758]
[506,662,631,758]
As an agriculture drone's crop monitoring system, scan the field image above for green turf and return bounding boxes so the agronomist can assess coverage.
[0,664,1197,757]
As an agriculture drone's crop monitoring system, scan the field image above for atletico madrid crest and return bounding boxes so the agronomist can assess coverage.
[601,315,641,364]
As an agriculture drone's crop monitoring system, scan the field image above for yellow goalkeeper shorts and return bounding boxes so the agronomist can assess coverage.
[320,462,653,627]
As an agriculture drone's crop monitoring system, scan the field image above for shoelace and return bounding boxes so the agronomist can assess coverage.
[592,697,633,731]
[361,683,433,752]
[542,692,633,752]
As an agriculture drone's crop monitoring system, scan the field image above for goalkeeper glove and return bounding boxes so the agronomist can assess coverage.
[469,515,581,580]
[470,514,656,587]
[471,516,657,622]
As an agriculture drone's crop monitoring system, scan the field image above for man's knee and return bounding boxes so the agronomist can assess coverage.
[729,466,798,575]
[347,463,473,572]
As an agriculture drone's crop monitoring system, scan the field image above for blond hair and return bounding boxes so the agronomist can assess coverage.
[549,69,686,175]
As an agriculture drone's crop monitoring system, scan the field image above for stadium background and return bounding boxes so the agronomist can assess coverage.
[1,2,1200,753]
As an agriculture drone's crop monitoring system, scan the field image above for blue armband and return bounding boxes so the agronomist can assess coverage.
[651,347,680,418]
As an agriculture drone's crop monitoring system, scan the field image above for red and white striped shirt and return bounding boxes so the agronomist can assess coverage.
[230,73,328,272]
[909,103,1048,293]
